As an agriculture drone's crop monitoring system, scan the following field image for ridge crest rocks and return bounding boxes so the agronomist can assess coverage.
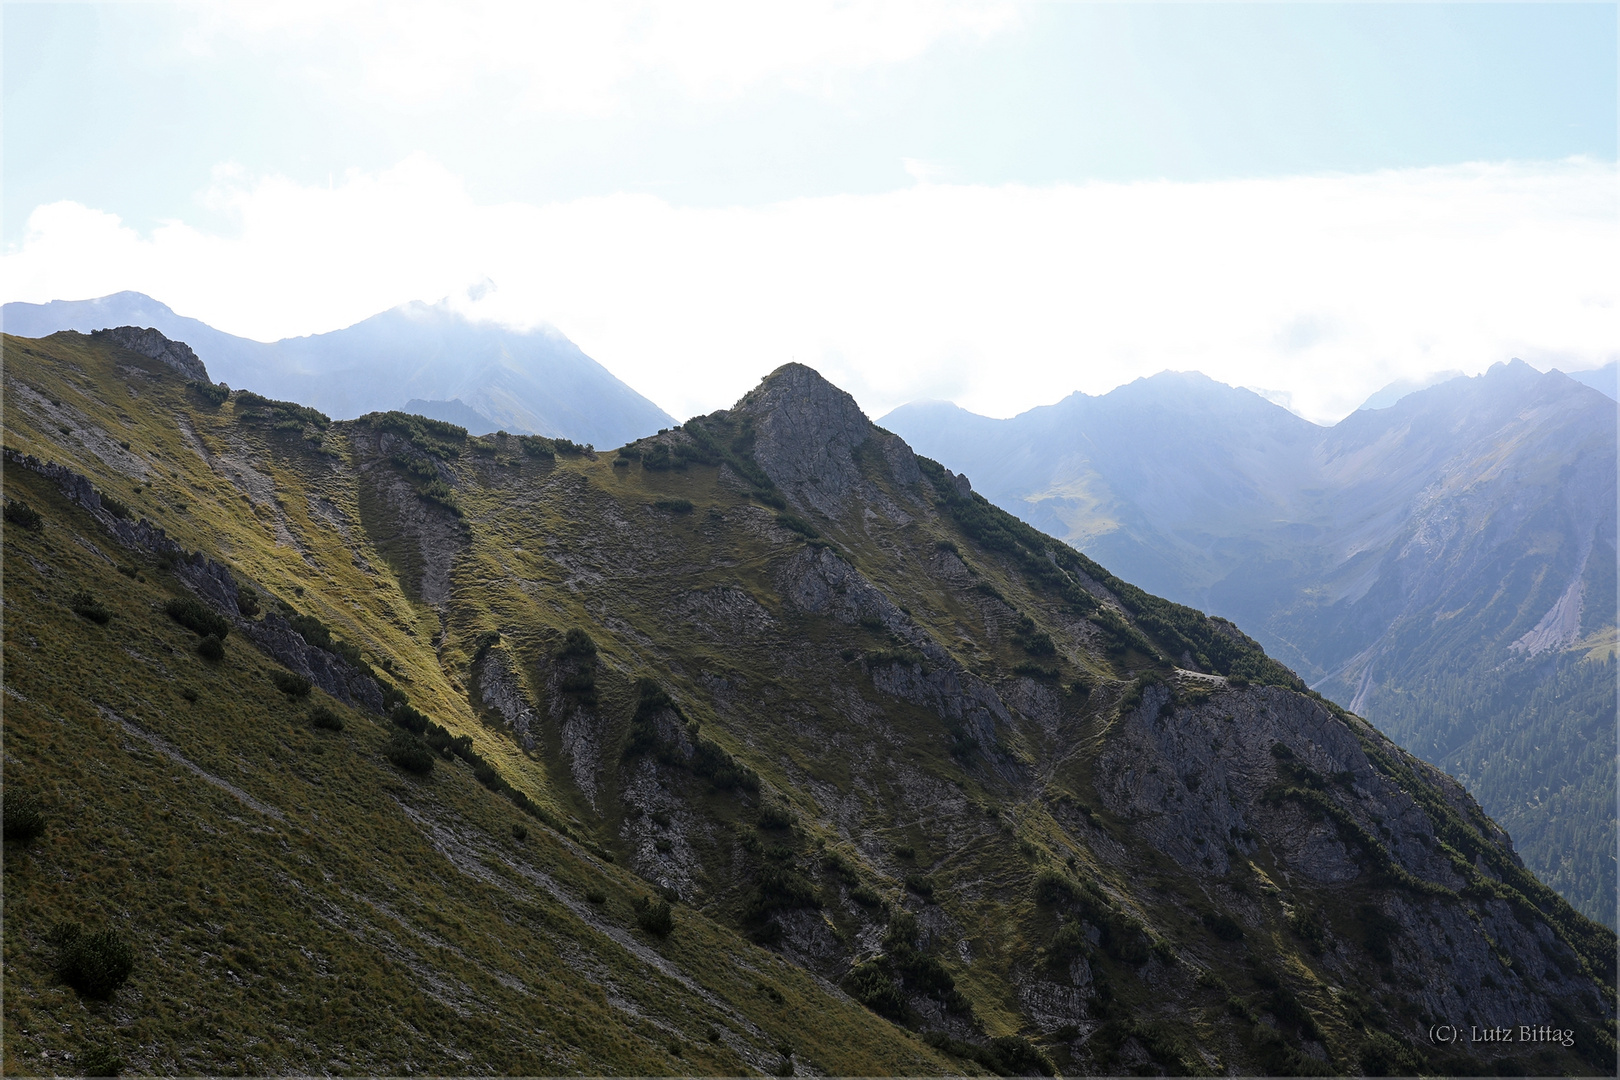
[735,362,923,518]
[91,325,211,383]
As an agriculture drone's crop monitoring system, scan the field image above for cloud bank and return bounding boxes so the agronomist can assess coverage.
[4,155,1614,425]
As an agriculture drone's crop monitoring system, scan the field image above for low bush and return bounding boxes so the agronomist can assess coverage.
[653,498,694,514]
[757,805,793,830]
[70,590,111,624]
[775,512,819,539]
[511,823,527,841]
[558,627,597,658]
[196,633,224,662]
[586,888,607,904]
[309,705,344,731]
[1201,909,1245,942]
[271,671,312,698]
[165,596,230,640]
[236,587,260,618]
[633,895,674,937]
[53,924,135,999]
[3,789,47,842]
[384,731,435,774]
[286,612,331,650]
[4,499,43,530]
[848,884,884,908]
[187,379,230,407]
[101,495,130,520]
[903,873,935,898]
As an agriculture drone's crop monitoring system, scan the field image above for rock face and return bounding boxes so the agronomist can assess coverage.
[737,363,922,517]
[91,325,211,382]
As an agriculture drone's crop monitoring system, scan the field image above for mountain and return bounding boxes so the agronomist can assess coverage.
[4,330,1614,1076]
[883,364,1618,928]
[1,291,674,446]
[1561,360,1618,402]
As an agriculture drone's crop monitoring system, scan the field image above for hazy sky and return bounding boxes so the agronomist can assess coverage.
[4,1,1616,424]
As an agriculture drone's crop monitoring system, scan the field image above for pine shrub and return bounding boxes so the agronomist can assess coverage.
[633,895,674,936]
[309,705,344,731]
[70,590,111,624]
[164,596,230,639]
[384,731,434,774]
[3,789,46,842]
[54,925,135,999]
[271,671,312,698]
[196,633,224,662]
[4,499,43,530]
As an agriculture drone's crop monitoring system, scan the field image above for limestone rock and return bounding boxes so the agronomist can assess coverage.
[91,326,210,382]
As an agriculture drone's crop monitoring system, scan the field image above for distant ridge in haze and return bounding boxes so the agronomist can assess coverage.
[2,292,675,447]
[883,363,1618,926]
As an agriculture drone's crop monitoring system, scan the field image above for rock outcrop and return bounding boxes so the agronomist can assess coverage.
[736,363,922,517]
[91,325,211,382]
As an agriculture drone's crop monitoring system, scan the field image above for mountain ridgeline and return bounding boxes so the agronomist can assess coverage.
[1,291,675,446]
[883,365,1619,929]
[3,331,1615,1076]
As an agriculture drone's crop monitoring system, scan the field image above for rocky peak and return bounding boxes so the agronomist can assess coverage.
[90,326,210,383]
[734,362,922,517]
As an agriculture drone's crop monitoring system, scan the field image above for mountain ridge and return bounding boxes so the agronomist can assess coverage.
[881,363,1618,927]
[1,291,675,446]
[4,328,1614,1075]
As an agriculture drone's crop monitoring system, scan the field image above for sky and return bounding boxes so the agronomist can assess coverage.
[3,1,1616,425]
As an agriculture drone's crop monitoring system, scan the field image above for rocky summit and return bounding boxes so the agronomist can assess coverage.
[2,329,1615,1076]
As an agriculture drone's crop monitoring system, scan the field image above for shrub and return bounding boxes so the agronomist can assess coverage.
[848,884,883,908]
[3,789,46,842]
[752,489,787,509]
[511,823,528,841]
[692,738,761,792]
[55,925,135,999]
[586,888,607,904]
[384,732,435,774]
[558,627,597,658]
[1033,868,1077,905]
[70,590,111,624]
[653,498,694,514]
[236,587,260,618]
[187,379,230,407]
[903,873,934,898]
[79,1044,124,1077]
[286,612,331,650]
[271,671,311,698]
[633,895,674,937]
[391,702,430,734]
[844,961,907,1019]
[757,805,793,830]
[196,633,224,662]
[1201,909,1245,942]
[101,495,130,519]
[775,512,819,539]
[309,705,344,731]
[4,499,42,530]
[165,596,230,639]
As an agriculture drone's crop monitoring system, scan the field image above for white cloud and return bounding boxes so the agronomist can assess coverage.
[4,156,1615,425]
[179,0,1020,114]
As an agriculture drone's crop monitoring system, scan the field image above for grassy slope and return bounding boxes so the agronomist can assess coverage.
[5,330,1615,1077]
[1,333,958,1076]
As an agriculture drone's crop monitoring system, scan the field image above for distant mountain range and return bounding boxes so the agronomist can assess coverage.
[2,291,674,447]
[883,362,1618,926]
